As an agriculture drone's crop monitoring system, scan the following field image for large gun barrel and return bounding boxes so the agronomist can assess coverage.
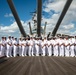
[28,22,32,35]
[52,0,73,37]
[7,0,26,37]
[37,0,42,37]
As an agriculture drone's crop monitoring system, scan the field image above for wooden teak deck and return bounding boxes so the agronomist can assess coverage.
[0,56,76,75]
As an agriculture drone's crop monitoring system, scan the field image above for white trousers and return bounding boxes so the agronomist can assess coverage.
[1,46,5,56]
[70,46,75,57]
[6,46,12,57]
[29,46,32,56]
[13,46,17,57]
[75,46,76,56]
[65,46,70,57]
[35,45,39,56]
[42,46,45,56]
[22,46,25,56]
[19,46,22,56]
[54,46,58,56]
[59,45,64,56]
[48,46,52,56]
[25,46,29,56]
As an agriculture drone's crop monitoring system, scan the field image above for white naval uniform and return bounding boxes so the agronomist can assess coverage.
[4,40,7,56]
[25,40,29,56]
[70,39,75,57]
[51,39,55,56]
[59,39,64,57]
[75,40,76,56]
[0,40,6,56]
[19,40,22,56]
[0,41,1,55]
[11,39,14,56]
[35,40,39,56]
[11,39,14,54]
[41,41,45,56]
[65,40,70,57]
[47,40,52,56]
[53,39,59,56]
[28,39,33,56]
[6,39,12,57]
[44,39,48,56]
[13,40,17,57]
[22,40,26,56]
[32,39,36,56]
[39,39,42,55]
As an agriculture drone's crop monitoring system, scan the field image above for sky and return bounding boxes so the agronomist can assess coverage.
[0,0,76,38]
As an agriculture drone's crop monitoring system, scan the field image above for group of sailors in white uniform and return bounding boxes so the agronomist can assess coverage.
[0,36,76,57]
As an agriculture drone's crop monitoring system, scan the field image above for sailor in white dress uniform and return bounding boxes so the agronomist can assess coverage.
[18,38,22,56]
[44,37,48,56]
[22,39,26,57]
[1,37,6,56]
[64,38,70,57]
[25,37,29,56]
[51,38,55,56]
[41,38,45,56]
[32,37,36,56]
[0,40,1,55]
[53,38,59,56]
[38,37,42,56]
[6,36,12,57]
[74,37,76,57]
[70,37,75,57]
[13,38,18,57]
[4,37,7,56]
[35,38,39,56]
[47,38,52,56]
[59,37,64,57]
[28,37,34,56]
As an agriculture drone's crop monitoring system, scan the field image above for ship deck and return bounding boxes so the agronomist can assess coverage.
[0,56,76,75]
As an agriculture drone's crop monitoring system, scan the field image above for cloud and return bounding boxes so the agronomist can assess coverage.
[4,13,13,17]
[57,23,75,35]
[43,0,66,13]
[42,0,76,35]
[0,0,76,38]
[0,20,30,38]
[0,22,18,34]
[62,23,74,30]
